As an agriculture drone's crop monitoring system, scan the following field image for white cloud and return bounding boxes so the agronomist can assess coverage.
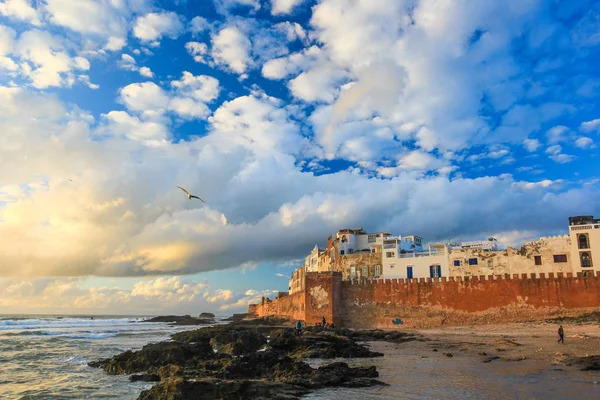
[512,179,562,190]
[99,110,169,145]
[575,137,593,149]
[44,0,128,37]
[397,150,446,171]
[189,16,210,35]
[580,118,600,133]
[14,29,93,89]
[170,71,220,102]
[523,138,540,152]
[0,275,261,314]
[185,41,209,63]
[546,125,569,143]
[545,144,562,155]
[105,36,127,51]
[549,154,576,164]
[0,0,41,26]
[271,0,305,15]
[139,66,153,78]
[119,81,169,114]
[133,12,184,43]
[211,26,251,74]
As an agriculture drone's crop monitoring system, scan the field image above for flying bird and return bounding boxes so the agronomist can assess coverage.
[177,186,205,202]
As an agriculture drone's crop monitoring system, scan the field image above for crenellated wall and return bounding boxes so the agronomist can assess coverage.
[250,271,600,328]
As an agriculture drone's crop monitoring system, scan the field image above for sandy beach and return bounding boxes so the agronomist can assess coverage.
[410,321,600,367]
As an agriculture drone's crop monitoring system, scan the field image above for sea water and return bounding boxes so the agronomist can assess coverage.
[0,315,212,399]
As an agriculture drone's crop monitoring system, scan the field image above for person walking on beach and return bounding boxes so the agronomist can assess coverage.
[296,320,303,337]
[558,325,565,344]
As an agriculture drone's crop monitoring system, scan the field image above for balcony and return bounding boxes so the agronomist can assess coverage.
[383,243,397,249]
[398,250,441,258]
[570,225,593,231]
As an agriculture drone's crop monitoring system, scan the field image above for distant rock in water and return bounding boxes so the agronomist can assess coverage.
[199,312,216,319]
[142,315,213,326]
[222,313,248,322]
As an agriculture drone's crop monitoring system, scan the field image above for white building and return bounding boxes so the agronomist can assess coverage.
[453,238,499,251]
[382,243,449,279]
[336,228,424,256]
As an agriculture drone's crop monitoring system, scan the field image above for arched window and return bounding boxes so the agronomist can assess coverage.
[581,252,592,268]
[578,234,589,249]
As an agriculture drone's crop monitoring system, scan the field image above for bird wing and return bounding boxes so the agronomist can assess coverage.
[190,195,205,203]
[177,186,190,195]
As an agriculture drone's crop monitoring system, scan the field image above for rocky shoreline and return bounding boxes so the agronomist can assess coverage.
[89,317,411,399]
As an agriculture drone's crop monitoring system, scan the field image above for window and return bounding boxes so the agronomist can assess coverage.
[581,252,592,268]
[468,258,478,265]
[578,234,589,249]
[386,251,395,258]
[487,259,493,268]
[350,266,356,278]
[534,256,542,266]
[361,265,369,277]
[368,234,377,243]
[374,265,382,277]
[553,254,568,263]
[429,265,441,278]
[390,264,395,269]
[340,250,345,255]
[453,260,461,267]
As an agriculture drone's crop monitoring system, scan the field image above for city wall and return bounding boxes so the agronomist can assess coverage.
[250,271,600,328]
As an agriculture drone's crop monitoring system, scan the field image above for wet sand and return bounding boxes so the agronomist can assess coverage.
[413,322,600,365]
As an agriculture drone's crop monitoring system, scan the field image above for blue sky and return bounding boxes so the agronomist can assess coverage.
[0,0,599,315]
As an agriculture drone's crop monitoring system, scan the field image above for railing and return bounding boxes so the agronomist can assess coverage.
[398,251,441,258]
[570,225,593,231]
[383,243,396,249]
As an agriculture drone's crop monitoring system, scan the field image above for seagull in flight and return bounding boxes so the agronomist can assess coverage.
[177,186,205,202]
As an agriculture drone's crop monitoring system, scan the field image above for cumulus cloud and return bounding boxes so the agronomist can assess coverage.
[2,86,598,279]
[523,138,541,152]
[12,29,94,89]
[0,276,266,314]
[581,118,600,133]
[133,11,184,43]
[185,41,209,63]
[211,26,251,74]
[271,0,305,15]
[117,53,154,78]
[575,137,594,149]
[0,0,41,26]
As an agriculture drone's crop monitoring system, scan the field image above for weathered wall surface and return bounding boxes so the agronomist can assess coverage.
[251,271,600,329]
[334,252,382,280]
[340,271,600,328]
[253,291,305,321]
[448,236,573,277]
[304,272,341,325]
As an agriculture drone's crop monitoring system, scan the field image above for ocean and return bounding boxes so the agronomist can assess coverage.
[0,315,210,399]
[1,316,599,399]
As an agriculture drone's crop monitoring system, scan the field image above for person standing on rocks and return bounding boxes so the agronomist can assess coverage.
[296,320,303,337]
[558,325,565,344]
[322,316,326,327]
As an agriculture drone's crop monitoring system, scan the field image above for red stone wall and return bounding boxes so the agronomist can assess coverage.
[252,291,305,321]
[250,271,600,329]
[341,272,600,328]
[304,272,342,326]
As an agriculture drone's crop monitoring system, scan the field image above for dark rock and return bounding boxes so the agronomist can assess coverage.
[172,326,267,356]
[432,349,438,352]
[221,313,248,322]
[88,341,215,374]
[269,329,383,359]
[130,373,160,382]
[444,353,453,357]
[137,378,310,400]
[334,329,417,344]
[199,313,216,319]
[566,355,600,371]
[143,315,213,325]
[482,356,500,363]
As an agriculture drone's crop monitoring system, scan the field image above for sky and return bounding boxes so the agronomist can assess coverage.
[1,0,600,315]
